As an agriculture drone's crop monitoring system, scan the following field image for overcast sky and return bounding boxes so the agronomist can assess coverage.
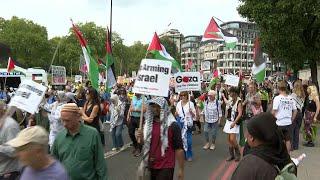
[0,0,244,45]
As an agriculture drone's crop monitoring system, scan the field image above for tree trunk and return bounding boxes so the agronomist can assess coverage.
[310,60,319,90]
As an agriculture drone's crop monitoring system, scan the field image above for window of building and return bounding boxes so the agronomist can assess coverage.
[228,53,234,59]
[235,53,241,59]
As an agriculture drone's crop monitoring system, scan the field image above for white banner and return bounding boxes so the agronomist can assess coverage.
[74,75,82,83]
[8,80,47,114]
[225,74,240,87]
[51,65,66,85]
[133,59,171,97]
[174,72,201,92]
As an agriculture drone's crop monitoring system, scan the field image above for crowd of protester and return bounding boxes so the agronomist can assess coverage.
[0,75,319,179]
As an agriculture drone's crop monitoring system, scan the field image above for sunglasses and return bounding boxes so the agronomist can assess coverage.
[180,94,188,97]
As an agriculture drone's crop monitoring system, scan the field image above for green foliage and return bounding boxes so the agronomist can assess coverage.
[238,0,320,75]
[0,16,50,68]
[0,17,149,77]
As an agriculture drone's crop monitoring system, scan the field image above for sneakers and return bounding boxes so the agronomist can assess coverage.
[203,143,210,150]
[210,144,216,150]
[303,141,315,147]
[111,148,118,151]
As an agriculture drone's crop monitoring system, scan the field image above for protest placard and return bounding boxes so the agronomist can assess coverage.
[51,65,66,85]
[8,80,47,114]
[174,72,201,92]
[225,74,240,87]
[75,75,82,83]
[133,59,171,97]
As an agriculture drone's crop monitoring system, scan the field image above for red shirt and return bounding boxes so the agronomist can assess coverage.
[149,121,183,169]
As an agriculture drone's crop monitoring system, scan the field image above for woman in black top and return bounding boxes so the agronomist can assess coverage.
[81,87,101,133]
[303,85,320,147]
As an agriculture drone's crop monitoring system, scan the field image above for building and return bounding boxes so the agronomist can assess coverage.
[180,35,202,72]
[159,29,183,53]
[216,21,272,76]
[198,40,220,81]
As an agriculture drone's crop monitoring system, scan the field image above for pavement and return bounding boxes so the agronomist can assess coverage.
[103,123,320,180]
[290,125,320,180]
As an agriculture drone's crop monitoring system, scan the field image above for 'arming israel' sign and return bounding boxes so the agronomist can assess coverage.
[8,80,47,114]
[133,59,171,97]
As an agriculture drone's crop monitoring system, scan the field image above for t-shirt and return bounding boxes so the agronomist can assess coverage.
[272,94,297,126]
[149,121,183,169]
[20,160,69,180]
[204,100,222,123]
[131,96,146,117]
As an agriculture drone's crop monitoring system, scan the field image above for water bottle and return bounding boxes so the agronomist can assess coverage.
[291,153,306,166]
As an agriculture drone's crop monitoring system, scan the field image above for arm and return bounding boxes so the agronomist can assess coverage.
[272,96,279,117]
[94,132,108,180]
[172,123,184,180]
[0,123,20,157]
[314,97,320,122]
[233,102,243,125]
[176,149,185,180]
[82,105,99,123]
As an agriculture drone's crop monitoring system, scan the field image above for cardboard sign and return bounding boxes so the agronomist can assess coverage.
[174,72,201,92]
[8,80,47,114]
[133,59,171,97]
[225,74,240,87]
[51,65,66,85]
[75,75,82,83]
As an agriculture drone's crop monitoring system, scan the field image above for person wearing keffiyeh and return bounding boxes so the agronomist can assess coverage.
[137,97,185,180]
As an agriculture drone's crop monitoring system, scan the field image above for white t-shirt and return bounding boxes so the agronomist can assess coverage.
[272,94,297,126]
[176,101,196,126]
[204,100,222,123]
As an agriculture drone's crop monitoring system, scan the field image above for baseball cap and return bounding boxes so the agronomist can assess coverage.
[65,92,76,103]
[7,126,48,148]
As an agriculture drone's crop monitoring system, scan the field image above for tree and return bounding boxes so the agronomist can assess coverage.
[160,36,181,60]
[0,16,50,68]
[238,0,320,87]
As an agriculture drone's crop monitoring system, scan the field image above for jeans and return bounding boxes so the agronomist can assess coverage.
[177,118,193,160]
[111,124,124,149]
[185,129,193,159]
[128,116,142,150]
[204,122,218,143]
[291,111,302,150]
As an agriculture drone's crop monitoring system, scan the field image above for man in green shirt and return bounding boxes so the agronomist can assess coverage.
[51,103,107,180]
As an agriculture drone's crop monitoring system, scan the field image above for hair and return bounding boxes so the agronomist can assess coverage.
[86,87,100,106]
[229,87,240,96]
[308,85,319,101]
[179,91,189,99]
[76,87,86,100]
[249,81,257,89]
[277,81,287,92]
[293,80,305,99]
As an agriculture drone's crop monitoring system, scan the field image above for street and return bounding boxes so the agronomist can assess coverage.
[105,125,236,180]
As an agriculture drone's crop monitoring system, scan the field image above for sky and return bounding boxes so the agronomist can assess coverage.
[0,0,244,45]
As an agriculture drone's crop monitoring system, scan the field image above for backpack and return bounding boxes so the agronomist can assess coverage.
[274,163,297,180]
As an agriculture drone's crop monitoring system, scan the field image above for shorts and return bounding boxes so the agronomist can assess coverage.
[278,125,292,141]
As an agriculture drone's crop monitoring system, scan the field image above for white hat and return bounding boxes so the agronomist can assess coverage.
[7,126,48,148]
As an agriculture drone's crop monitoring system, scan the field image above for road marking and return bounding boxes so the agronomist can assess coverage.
[104,143,131,159]
[210,159,228,180]
[221,161,238,180]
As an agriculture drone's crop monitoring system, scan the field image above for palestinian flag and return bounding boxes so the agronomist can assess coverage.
[71,20,99,89]
[147,32,182,72]
[252,37,266,83]
[104,27,116,90]
[202,17,238,49]
[7,57,15,72]
[207,69,220,91]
